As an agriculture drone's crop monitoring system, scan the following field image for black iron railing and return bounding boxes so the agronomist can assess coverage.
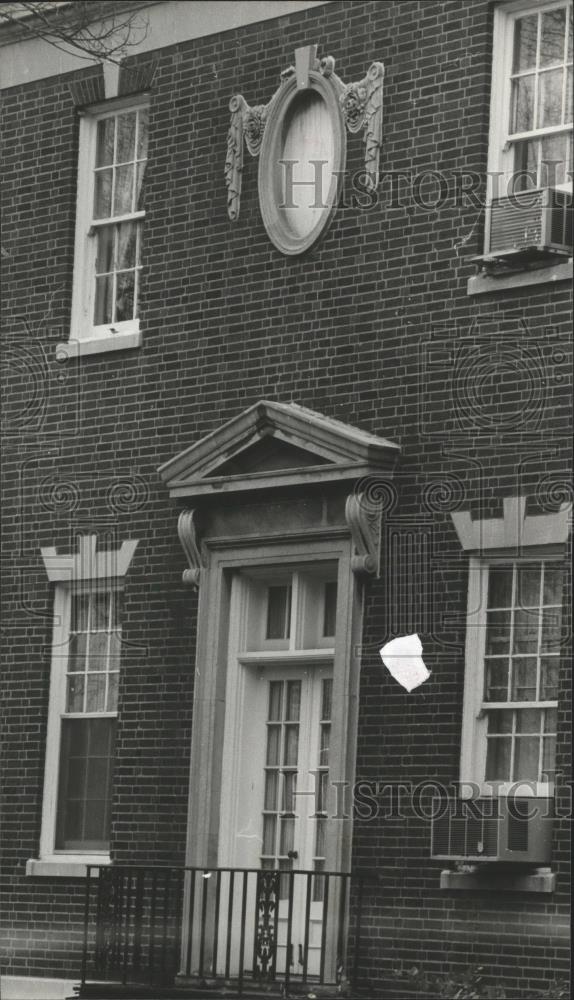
[81,865,368,994]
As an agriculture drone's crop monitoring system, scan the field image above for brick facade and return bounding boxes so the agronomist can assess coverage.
[1,1,571,996]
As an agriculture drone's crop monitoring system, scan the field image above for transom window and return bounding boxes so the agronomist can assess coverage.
[508,2,573,189]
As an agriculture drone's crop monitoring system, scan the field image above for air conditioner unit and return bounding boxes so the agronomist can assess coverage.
[430,797,553,864]
[480,187,572,266]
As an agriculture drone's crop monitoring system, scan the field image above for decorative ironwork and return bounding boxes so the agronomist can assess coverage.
[94,867,123,979]
[253,869,280,981]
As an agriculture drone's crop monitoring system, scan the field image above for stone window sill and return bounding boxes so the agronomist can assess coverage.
[56,329,142,360]
[26,856,111,877]
[440,866,555,893]
[467,259,572,295]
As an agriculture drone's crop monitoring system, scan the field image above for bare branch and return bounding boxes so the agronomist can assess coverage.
[0,2,151,65]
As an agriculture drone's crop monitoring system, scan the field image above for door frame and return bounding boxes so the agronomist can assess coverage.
[184,531,363,880]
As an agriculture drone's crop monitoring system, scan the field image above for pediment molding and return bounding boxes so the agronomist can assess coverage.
[158,400,399,499]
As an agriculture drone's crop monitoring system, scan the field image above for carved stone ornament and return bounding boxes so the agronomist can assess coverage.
[177,509,203,587]
[225,45,384,253]
[345,492,382,577]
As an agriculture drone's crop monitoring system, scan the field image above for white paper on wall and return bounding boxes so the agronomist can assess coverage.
[379,634,430,692]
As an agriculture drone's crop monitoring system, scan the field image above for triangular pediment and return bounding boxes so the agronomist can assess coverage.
[158,400,400,498]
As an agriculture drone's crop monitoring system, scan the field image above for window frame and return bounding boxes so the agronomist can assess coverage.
[460,551,563,799]
[486,0,573,246]
[39,580,122,866]
[67,94,149,356]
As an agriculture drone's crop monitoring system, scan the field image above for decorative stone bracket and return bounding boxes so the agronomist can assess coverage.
[177,509,203,587]
[345,492,382,577]
[225,44,384,222]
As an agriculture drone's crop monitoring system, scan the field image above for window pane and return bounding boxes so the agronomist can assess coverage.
[512,74,535,131]
[114,164,134,216]
[487,568,513,609]
[516,565,541,608]
[137,107,149,160]
[279,816,295,855]
[513,14,538,72]
[541,609,562,651]
[540,658,559,700]
[514,736,540,781]
[488,710,513,734]
[314,815,326,857]
[108,630,122,665]
[266,726,280,766]
[262,815,276,856]
[540,134,568,186]
[88,631,108,670]
[115,271,135,323]
[319,724,331,768]
[485,737,512,780]
[282,771,297,813]
[543,566,563,606]
[540,8,566,66]
[323,581,337,637]
[91,592,109,631]
[567,66,573,122]
[117,222,137,271]
[90,718,115,756]
[537,68,564,127]
[512,609,539,654]
[283,726,299,767]
[96,227,115,275]
[485,610,511,654]
[88,756,111,800]
[515,708,542,733]
[94,275,113,326]
[513,138,538,190]
[542,736,556,782]
[116,112,137,164]
[96,117,115,167]
[66,674,85,712]
[86,673,106,712]
[135,161,147,212]
[94,169,113,219]
[511,658,537,701]
[484,659,509,701]
[84,801,108,842]
[544,707,557,733]
[72,592,90,632]
[110,590,123,628]
[266,585,291,639]
[107,672,119,712]
[321,678,333,721]
[268,682,283,722]
[264,771,278,811]
[68,632,87,672]
[285,681,301,721]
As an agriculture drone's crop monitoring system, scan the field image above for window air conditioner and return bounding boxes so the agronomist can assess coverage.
[480,187,572,267]
[430,797,553,864]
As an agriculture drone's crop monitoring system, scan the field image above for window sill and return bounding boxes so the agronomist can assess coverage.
[467,259,572,296]
[56,330,142,360]
[440,866,555,893]
[26,856,111,877]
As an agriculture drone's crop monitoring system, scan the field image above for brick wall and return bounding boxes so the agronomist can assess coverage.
[1,0,571,993]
